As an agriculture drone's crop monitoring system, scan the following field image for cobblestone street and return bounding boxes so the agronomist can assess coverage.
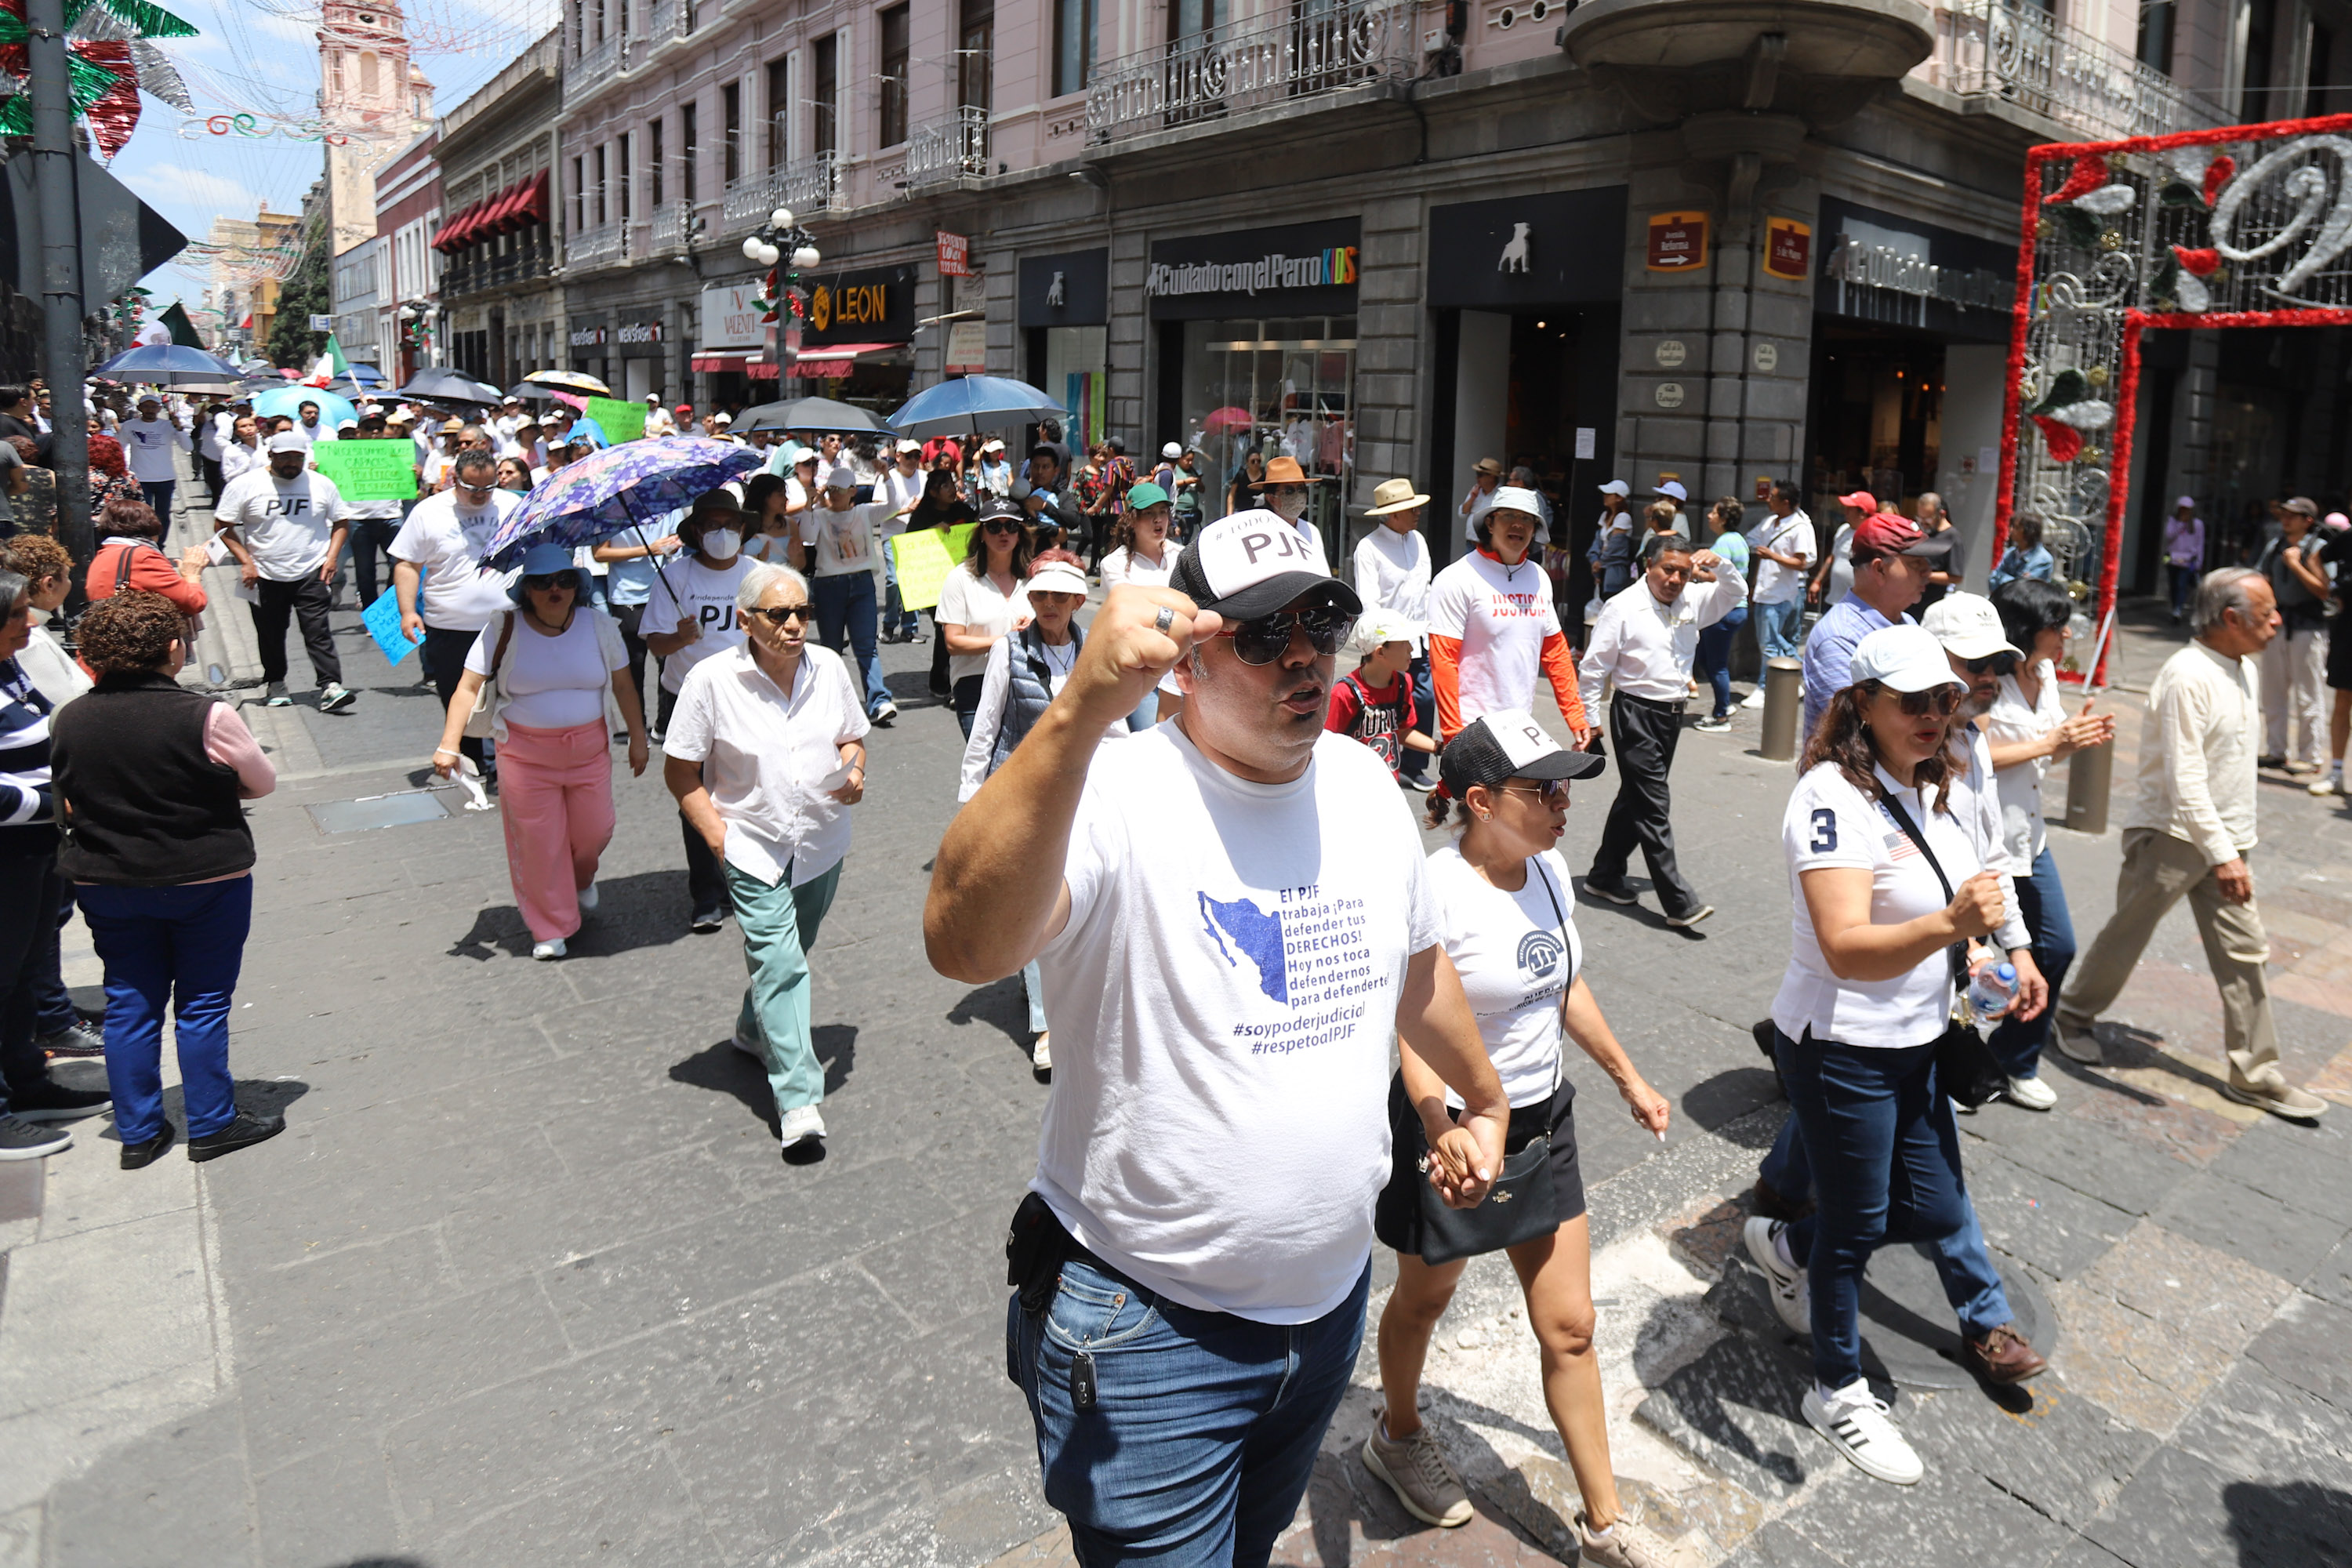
[0,499,2347,1567]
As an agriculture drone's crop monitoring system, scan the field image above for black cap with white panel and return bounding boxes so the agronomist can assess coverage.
[1172,510,1364,622]
[1439,710,1606,798]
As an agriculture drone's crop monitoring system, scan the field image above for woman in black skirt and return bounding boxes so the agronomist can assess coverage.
[1363,711,1679,1568]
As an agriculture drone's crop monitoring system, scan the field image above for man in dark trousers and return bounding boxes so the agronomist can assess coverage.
[1577,531,1746,927]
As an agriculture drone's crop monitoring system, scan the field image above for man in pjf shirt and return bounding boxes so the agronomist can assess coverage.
[213,434,356,712]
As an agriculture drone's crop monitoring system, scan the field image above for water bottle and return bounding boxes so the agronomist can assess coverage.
[1966,962,2016,1027]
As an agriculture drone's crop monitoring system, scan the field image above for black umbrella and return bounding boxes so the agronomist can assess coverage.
[732,394,892,437]
[391,368,504,408]
[505,382,563,404]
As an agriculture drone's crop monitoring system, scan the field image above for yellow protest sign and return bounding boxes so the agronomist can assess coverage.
[887,524,975,613]
[310,437,417,500]
[585,396,646,443]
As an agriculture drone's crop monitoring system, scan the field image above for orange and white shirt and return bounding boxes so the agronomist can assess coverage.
[1426,547,1588,739]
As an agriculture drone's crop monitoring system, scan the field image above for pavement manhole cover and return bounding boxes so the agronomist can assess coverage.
[307,791,454,834]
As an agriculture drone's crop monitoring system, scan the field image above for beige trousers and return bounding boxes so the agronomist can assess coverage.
[2058,828,2285,1090]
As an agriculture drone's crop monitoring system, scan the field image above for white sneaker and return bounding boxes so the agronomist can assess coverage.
[1803,1379,1922,1485]
[576,882,599,913]
[1743,1217,1811,1335]
[1032,1032,1051,1074]
[532,938,566,960]
[1738,686,1769,710]
[2312,768,2346,797]
[2005,1073,2057,1111]
[779,1104,827,1149]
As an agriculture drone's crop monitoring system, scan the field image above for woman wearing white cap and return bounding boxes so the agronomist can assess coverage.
[1426,487,1591,746]
[956,550,1117,1074]
[1363,713,1677,1568]
[1099,481,1178,731]
[1742,622,2045,1489]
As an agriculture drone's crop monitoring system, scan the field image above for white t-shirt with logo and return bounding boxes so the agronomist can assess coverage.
[1773,760,1984,1050]
[637,554,751,691]
[216,467,350,580]
[1427,549,1561,729]
[1034,725,1442,1324]
[1426,845,1577,1109]
[1749,511,1816,605]
[390,488,523,632]
[800,499,890,578]
[119,417,190,482]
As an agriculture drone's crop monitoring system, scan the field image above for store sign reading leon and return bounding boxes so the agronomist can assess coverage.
[809,280,889,334]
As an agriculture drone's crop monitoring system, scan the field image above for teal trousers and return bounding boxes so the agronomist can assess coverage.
[727,860,840,1117]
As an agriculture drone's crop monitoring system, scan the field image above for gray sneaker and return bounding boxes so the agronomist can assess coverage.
[2222,1077,2328,1122]
[263,681,292,707]
[1361,1414,1472,1527]
[1576,1505,1698,1568]
[319,682,357,713]
[2053,1016,2103,1065]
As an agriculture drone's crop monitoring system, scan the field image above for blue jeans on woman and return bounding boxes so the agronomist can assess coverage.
[1694,604,1749,718]
[1777,1029,2012,1390]
[1987,846,2075,1079]
[1010,1252,1369,1566]
[78,877,252,1145]
[811,570,891,718]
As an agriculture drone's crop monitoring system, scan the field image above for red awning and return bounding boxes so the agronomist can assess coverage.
[483,182,526,236]
[514,171,550,228]
[433,200,484,252]
[747,360,780,380]
[691,351,753,372]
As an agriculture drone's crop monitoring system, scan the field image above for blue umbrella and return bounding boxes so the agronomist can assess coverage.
[886,375,1066,440]
[252,386,358,426]
[476,435,764,570]
[92,343,244,385]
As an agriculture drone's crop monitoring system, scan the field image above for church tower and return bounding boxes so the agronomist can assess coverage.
[320,0,434,260]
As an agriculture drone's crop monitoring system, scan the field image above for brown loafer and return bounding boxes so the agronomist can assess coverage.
[1965,1323,2047,1385]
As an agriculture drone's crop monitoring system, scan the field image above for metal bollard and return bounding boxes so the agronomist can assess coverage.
[2064,736,2114,835]
[1759,657,1805,760]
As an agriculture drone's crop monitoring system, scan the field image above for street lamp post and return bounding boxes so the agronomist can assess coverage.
[739,207,821,381]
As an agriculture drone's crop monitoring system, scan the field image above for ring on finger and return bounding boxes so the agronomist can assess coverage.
[1152,605,1174,634]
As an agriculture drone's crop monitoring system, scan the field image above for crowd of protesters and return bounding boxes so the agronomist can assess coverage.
[0,362,2341,1568]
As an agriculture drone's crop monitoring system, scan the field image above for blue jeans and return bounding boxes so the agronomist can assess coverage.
[1398,654,1435,781]
[1695,605,1748,718]
[139,479,176,520]
[1011,1252,1370,1566]
[880,541,919,637]
[1123,691,1160,732]
[1755,597,1806,662]
[812,570,891,717]
[0,855,63,1115]
[1777,1029,2012,1388]
[78,877,252,1144]
[1988,846,2075,1078]
[1022,960,1048,1035]
[728,861,840,1117]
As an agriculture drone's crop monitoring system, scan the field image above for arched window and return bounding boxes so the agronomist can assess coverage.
[360,51,380,96]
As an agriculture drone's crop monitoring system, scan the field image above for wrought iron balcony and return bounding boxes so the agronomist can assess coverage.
[1086,0,1416,147]
[566,222,626,270]
[643,0,693,48]
[720,152,842,229]
[904,105,989,183]
[648,201,695,252]
[1923,0,2229,141]
[565,32,624,107]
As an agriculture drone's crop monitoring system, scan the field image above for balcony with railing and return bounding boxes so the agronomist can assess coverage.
[1920,0,2229,140]
[441,242,557,297]
[904,105,989,184]
[647,201,694,252]
[720,152,843,229]
[1086,0,1417,147]
[565,32,624,107]
[566,222,626,270]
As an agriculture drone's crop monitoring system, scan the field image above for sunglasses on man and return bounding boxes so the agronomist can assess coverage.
[746,603,812,625]
[1214,607,1356,666]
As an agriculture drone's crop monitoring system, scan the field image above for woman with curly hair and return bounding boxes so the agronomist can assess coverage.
[85,498,208,618]
[50,590,283,1167]
[83,433,143,517]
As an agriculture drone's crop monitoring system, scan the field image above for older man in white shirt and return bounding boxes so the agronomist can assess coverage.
[1578,528,1746,927]
[1352,477,1435,787]
[2056,568,2326,1120]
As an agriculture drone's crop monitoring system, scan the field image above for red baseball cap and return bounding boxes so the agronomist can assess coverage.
[1853,512,1953,561]
[1837,489,1878,513]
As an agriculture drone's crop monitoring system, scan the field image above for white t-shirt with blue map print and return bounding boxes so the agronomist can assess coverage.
[1034,721,1443,1325]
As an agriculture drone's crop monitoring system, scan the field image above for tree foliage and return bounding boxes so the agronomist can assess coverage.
[268,220,329,368]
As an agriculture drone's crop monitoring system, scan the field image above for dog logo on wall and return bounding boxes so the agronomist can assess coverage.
[1047,270,1066,307]
[1498,223,1532,274]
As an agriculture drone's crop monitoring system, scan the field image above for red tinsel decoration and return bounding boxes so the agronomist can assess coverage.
[2172,245,2221,276]
[2047,154,2109,205]
[2031,416,2084,463]
[76,39,139,159]
[2202,156,2236,206]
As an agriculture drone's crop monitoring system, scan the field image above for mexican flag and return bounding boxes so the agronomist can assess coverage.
[306,334,351,385]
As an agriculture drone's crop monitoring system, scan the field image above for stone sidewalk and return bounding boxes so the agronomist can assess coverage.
[0,488,2346,1568]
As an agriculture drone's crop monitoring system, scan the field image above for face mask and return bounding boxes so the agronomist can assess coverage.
[700,528,740,561]
[1268,489,1306,524]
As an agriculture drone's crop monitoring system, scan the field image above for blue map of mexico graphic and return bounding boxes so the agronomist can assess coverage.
[1200,885,1381,1054]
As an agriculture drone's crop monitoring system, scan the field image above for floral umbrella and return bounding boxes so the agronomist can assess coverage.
[524,368,613,397]
[475,435,764,572]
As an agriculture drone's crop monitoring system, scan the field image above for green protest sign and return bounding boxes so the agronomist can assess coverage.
[310,437,417,501]
[887,524,977,613]
[585,397,646,443]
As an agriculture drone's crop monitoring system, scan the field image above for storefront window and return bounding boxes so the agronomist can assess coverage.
[1043,325,1107,452]
[1176,315,1356,565]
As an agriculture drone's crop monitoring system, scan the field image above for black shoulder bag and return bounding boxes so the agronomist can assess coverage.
[1875,790,2009,1108]
[1404,859,1570,1264]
